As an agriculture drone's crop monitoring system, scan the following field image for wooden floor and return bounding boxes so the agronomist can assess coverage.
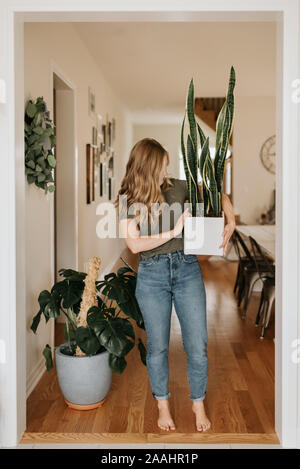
[22,250,278,445]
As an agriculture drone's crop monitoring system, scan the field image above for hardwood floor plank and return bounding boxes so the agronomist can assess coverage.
[234,358,275,433]
[235,390,265,433]
[21,432,279,445]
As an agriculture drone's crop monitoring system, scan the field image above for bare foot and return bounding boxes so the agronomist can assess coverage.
[157,400,176,431]
[192,400,211,432]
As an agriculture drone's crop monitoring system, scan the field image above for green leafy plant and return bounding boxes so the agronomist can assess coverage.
[30,260,147,374]
[25,96,56,193]
[181,66,236,217]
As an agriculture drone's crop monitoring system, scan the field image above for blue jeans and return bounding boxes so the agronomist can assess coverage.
[135,250,208,402]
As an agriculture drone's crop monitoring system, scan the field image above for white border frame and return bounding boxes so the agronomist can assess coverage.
[0,0,299,448]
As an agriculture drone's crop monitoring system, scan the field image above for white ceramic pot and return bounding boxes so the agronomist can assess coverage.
[184,212,225,256]
[55,343,112,410]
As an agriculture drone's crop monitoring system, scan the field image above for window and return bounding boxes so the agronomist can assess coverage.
[178,146,231,183]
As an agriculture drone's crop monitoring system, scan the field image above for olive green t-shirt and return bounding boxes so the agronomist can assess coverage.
[119,178,189,259]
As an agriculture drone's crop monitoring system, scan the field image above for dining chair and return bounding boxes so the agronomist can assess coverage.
[248,235,275,339]
[231,230,270,312]
[231,230,253,304]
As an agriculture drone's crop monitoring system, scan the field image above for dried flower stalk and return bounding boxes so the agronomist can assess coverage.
[75,256,101,356]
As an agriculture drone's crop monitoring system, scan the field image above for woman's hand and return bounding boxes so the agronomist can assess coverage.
[173,208,192,237]
[219,221,236,256]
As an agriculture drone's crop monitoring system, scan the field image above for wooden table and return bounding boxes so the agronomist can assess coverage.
[236,224,275,259]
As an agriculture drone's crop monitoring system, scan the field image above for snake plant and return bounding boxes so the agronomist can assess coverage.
[181,66,236,217]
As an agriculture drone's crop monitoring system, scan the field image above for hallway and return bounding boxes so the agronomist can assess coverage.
[22,252,278,445]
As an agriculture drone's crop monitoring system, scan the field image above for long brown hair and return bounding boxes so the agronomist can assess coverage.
[114,138,173,223]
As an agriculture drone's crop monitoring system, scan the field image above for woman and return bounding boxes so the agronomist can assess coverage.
[115,138,236,432]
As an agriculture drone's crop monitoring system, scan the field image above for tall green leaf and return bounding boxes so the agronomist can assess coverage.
[75,326,102,355]
[181,112,192,201]
[138,338,147,366]
[108,353,127,374]
[42,344,53,371]
[214,66,236,192]
[186,79,198,154]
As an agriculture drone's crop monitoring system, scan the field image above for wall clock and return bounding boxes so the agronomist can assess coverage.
[259,135,276,174]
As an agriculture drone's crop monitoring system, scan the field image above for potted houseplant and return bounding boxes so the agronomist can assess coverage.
[30,257,147,410]
[182,66,236,255]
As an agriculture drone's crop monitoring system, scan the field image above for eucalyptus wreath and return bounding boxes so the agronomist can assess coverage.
[24,96,56,193]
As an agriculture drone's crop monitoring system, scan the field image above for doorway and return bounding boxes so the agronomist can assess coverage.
[52,71,78,287]
[0,2,299,448]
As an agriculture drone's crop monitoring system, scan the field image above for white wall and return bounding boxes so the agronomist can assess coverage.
[132,114,218,181]
[132,123,180,178]
[233,96,276,223]
[24,22,130,394]
[73,21,276,109]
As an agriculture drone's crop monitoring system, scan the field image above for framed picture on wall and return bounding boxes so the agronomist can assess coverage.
[102,162,107,197]
[86,143,93,204]
[88,86,96,119]
[102,124,106,151]
[92,126,97,146]
[108,120,112,148]
[94,157,98,186]
[105,113,110,153]
[97,114,103,140]
[100,162,103,197]
[92,146,96,201]
[108,177,112,201]
[96,146,101,166]
[111,177,115,200]
[112,118,116,142]
[104,164,109,188]
[108,155,114,177]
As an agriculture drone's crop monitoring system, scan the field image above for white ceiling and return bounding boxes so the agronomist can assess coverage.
[73,22,276,112]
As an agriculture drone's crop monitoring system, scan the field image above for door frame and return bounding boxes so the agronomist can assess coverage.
[51,61,79,282]
[0,0,299,447]
[51,63,79,330]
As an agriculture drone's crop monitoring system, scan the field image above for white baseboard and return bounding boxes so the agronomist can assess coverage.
[26,355,46,398]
